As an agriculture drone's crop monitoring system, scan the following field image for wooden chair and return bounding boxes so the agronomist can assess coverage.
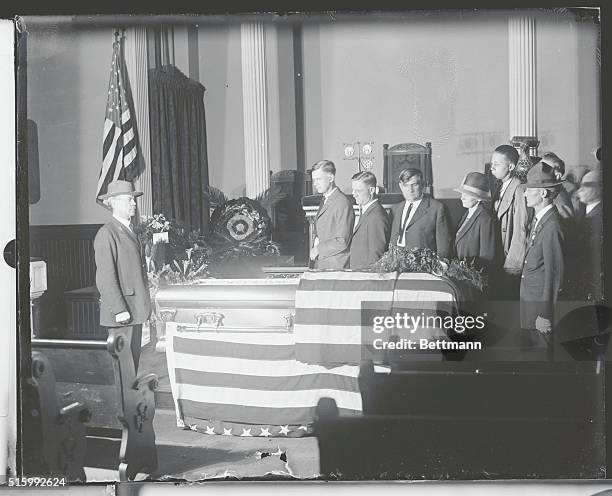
[383,142,433,195]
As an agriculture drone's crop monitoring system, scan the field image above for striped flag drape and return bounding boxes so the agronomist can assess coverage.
[96,38,138,202]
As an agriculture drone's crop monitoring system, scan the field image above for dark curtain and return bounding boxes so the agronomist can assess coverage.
[149,65,210,232]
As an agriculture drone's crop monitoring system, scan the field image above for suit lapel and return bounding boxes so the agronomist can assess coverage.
[352,200,377,237]
[586,203,602,219]
[525,207,556,255]
[455,206,482,242]
[316,189,339,219]
[111,217,141,249]
[406,196,429,230]
[496,177,518,218]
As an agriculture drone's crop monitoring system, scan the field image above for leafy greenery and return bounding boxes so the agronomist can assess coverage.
[371,246,486,292]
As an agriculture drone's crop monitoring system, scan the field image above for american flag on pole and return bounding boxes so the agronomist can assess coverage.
[96,38,137,202]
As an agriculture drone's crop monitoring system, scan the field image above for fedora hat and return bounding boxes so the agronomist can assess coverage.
[454,172,491,201]
[98,180,143,200]
[524,159,564,188]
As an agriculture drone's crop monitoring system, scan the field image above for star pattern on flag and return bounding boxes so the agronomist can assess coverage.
[259,428,271,437]
[240,428,253,437]
[222,428,233,436]
[188,424,198,431]
[298,425,308,431]
[279,425,290,435]
[205,425,216,435]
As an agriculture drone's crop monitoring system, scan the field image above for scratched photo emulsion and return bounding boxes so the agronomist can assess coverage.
[16,8,607,485]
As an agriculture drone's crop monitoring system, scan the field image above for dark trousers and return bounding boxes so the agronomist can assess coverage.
[519,328,553,361]
[106,324,143,373]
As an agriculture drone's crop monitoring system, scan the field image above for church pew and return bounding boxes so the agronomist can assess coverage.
[314,361,604,480]
[23,351,90,480]
[31,329,159,481]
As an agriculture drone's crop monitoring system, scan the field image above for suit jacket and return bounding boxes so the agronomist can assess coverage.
[493,177,528,273]
[314,188,355,269]
[519,206,564,329]
[349,200,390,269]
[576,202,603,300]
[454,203,499,271]
[389,195,453,259]
[94,218,152,327]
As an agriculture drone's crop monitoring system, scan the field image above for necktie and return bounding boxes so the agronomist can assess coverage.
[354,206,363,232]
[397,203,413,245]
[494,182,503,211]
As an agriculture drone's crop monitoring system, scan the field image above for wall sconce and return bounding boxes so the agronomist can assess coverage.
[343,141,375,173]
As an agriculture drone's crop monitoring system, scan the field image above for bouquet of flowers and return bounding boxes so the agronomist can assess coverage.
[371,246,486,292]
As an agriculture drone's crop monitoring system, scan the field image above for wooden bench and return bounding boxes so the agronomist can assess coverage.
[314,361,604,480]
[31,328,158,481]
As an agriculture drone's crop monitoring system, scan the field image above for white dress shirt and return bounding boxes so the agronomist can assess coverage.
[586,201,601,216]
[354,198,377,231]
[397,198,422,246]
[532,203,554,232]
[495,176,512,210]
[457,203,479,234]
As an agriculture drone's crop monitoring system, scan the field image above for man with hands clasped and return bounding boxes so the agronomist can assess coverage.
[94,180,152,372]
[519,160,565,354]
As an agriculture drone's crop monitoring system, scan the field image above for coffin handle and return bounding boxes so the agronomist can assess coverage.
[195,311,225,330]
[283,312,295,332]
[158,308,177,322]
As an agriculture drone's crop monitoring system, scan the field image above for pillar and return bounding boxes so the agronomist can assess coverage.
[241,22,270,198]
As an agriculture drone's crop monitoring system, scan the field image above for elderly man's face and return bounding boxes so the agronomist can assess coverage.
[312,169,334,194]
[110,194,137,220]
[490,152,514,180]
[524,187,545,209]
[577,183,601,205]
[460,193,479,209]
[399,175,424,202]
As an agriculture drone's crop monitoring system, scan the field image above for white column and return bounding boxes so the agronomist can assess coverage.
[241,22,270,198]
[508,16,537,139]
[124,27,153,217]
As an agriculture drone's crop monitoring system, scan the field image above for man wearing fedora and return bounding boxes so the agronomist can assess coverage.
[454,172,499,274]
[519,160,565,356]
[94,180,151,372]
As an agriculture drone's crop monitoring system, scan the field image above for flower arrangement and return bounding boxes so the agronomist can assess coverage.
[135,194,281,285]
[371,246,486,292]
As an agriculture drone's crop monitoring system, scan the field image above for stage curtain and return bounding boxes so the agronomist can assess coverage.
[148,65,210,232]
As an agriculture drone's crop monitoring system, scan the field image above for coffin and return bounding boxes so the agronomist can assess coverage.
[155,271,464,437]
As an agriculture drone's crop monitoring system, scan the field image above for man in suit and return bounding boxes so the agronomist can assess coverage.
[576,169,603,301]
[519,161,565,355]
[490,145,529,275]
[453,172,499,273]
[310,160,355,269]
[94,180,151,372]
[389,168,453,259]
[349,171,390,269]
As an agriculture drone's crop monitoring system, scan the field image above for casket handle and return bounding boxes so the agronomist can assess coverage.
[195,311,225,330]
[283,312,295,332]
[159,308,177,322]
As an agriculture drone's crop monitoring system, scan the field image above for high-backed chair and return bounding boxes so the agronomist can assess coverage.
[383,142,433,195]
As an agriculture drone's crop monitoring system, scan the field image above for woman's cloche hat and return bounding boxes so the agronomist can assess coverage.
[454,172,491,201]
